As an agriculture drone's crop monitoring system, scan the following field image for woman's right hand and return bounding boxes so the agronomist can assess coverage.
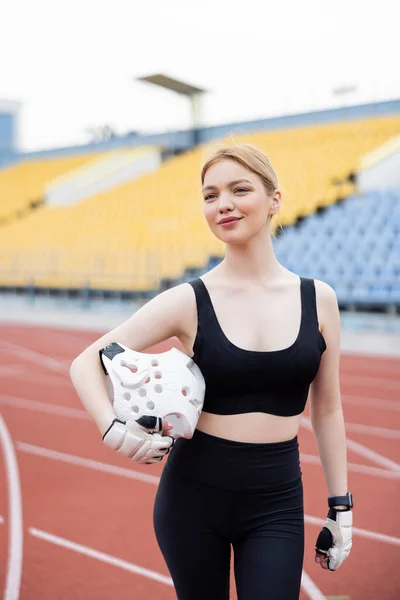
[102,417,175,464]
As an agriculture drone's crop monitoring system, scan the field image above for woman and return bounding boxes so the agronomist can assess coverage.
[70,144,352,600]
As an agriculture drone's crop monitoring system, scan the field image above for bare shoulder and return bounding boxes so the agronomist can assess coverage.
[314,279,338,304]
[149,280,196,312]
[314,279,340,333]
[129,281,197,338]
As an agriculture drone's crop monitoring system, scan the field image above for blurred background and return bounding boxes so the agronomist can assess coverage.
[0,0,399,329]
[1,1,400,599]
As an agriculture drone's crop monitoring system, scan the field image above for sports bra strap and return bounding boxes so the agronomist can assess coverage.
[300,277,321,332]
[186,278,213,360]
[187,278,208,314]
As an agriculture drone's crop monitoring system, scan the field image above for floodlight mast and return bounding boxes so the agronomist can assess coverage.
[136,74,207,146]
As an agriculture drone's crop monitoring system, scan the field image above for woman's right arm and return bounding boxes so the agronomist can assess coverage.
[69,283,195,436]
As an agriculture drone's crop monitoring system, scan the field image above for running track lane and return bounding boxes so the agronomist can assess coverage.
[0,324,399,599]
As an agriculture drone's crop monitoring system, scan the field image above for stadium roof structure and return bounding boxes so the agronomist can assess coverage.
[137,74,206,97]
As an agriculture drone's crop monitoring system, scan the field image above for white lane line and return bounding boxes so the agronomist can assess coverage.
[342,394,400,412]
[345,437,400,472]
[344,422,400,440]
[17,442,160,485]
[17,442,400,550]
[0,396,90,421]
[15,328,90,350]
[0,341,69,376]
[6,394,399,476]
[5,395,399,443]
[18,441,400,485]
[30,526,324,598]
[300,453,400,481]
[340,374,400,391]
[24,372,70,388]
[300,571,326,600]
[0,515,4,524]
[29,528,173,586]
[0,367,26,378]
[0,368,70,387]
[0,415,23,600]
[305,515,400,547]
[301,417,400,473]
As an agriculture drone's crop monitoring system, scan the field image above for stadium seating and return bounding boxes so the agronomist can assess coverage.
[0,153,97,223]
[0,113,399,293]
[271,189,400,306]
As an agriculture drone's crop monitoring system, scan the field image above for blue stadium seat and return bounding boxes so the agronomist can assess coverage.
[272,188,400,306]
[389,284,400,302]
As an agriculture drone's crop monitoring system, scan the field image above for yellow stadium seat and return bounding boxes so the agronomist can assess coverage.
[0,113,399,291]
[0,153,98,223]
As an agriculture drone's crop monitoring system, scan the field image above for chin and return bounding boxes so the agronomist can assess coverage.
[215,231,250,245]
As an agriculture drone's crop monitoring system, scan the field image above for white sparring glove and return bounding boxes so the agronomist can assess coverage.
[102,416,175,465]
[315,507,353,571]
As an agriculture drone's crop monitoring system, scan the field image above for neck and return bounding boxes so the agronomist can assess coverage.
[219,229,284,283]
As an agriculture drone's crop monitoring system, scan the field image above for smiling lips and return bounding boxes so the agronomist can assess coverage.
[219,217,243,225]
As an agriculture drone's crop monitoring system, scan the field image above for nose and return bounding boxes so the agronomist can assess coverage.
[218,191,234,213]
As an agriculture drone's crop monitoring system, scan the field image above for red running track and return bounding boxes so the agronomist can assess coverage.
[0,324,399,600]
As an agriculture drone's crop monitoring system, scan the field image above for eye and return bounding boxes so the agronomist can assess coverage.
[204,193,217,202]
[234,187,249,194]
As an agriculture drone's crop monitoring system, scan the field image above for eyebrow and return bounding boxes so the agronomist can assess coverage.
[202,178,252,192]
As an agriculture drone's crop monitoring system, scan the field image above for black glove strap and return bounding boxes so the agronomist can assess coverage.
[328,491,353,509]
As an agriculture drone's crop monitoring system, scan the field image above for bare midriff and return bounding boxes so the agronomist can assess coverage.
[196,411,302,443]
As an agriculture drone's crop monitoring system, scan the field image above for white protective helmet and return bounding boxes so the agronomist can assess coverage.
[99,342,206,439]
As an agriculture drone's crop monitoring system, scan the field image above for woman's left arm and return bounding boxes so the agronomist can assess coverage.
[309,280,348,498]
[309,280,353,571]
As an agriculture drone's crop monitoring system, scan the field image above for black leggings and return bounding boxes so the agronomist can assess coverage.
[153,429,304,600]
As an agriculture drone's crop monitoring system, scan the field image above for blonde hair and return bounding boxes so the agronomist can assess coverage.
[201,142,282,234]
[201,143,279,193]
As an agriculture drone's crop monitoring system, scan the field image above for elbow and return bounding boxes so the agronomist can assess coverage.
[69,352,85,381]
[69,357,78,384]
[69,347,101,382]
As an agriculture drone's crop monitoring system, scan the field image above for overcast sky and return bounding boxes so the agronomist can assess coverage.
[1,0,399,151]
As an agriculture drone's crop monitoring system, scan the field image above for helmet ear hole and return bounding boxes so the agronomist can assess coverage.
[182,387,190,397]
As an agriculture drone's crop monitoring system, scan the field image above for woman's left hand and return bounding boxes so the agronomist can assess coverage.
[315,508,353,570]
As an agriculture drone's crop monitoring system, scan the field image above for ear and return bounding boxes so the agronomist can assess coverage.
[269,190,281,216]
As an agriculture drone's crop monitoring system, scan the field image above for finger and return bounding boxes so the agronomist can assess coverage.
[157,446,171,456]
[145,456,163,464]
[162,421,174,435]
[315,555,329,568]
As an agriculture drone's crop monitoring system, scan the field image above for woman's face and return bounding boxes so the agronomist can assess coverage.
[202,159,280,245]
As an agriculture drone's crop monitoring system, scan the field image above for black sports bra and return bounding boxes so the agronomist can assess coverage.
[187,276,327,417]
